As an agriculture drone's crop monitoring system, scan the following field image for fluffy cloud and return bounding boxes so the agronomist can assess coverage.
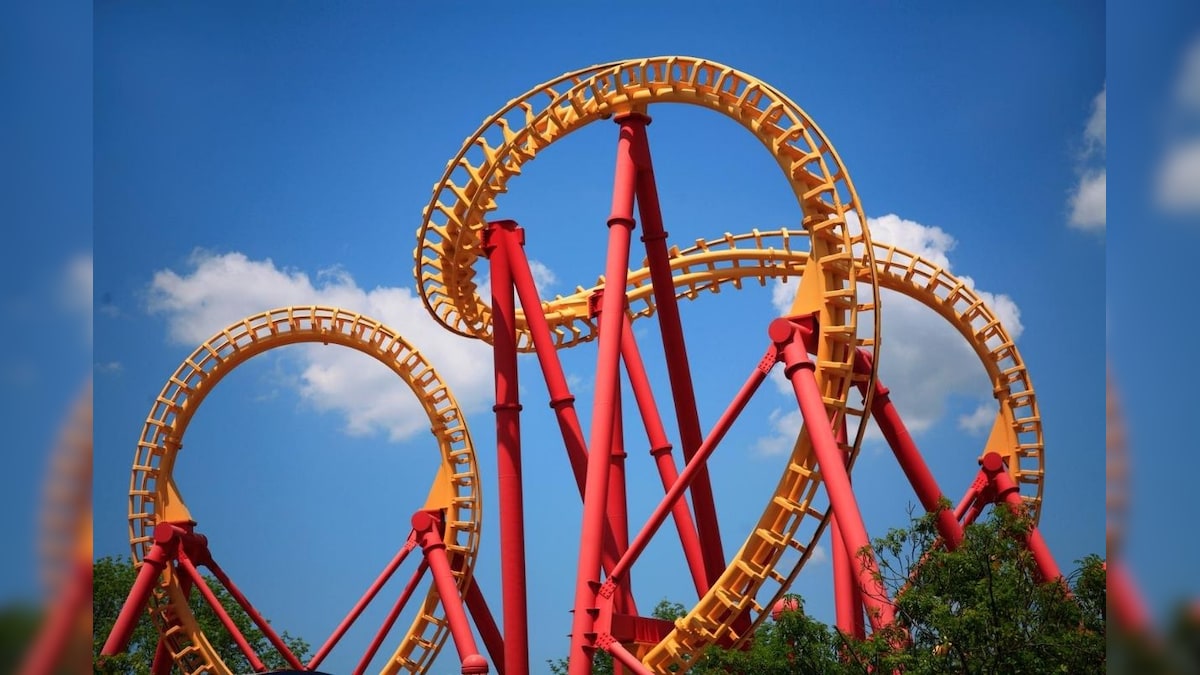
[1069,87,1106,232]
[60,253,93,342]
[759,214,1021,455]
[146,250,510,442]
[1157,37,1200,215]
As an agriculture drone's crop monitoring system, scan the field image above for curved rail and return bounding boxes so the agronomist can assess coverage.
[415,56,884,671]
[126,306,481,674]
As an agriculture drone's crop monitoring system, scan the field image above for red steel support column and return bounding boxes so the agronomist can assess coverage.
[464,579,507,675]
[567,114,641,675]
[982,452,1063,583]
[620,316,709,597]
[772,318,895,628]
[830,423,865,640]
[855,351,963,550]
[150,634,174,675]
[504,225,625,578]
[612,346,775,583]
[504,223,589,494]
[628,115,726,586]
[600,635,654,675]
[101,523,181,656]
[1108,560,1152,633]
[484,222,529,675]
[203,557,304,670]
[16,559,90,675]
[352,560,429,675]
[175,553,266,672]
[414,511,489,674]
[309,533,418,670]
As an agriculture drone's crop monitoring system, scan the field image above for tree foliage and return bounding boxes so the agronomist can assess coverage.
[553,507,1107,674]
[93,555,309,674]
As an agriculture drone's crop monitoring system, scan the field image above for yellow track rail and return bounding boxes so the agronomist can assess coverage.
[126,306,481,675]
[414,56,884,671]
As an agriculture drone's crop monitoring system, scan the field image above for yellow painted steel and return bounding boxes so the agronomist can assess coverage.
[506,232,1043,671]
[127,306,482,675]
[415,56,884,672]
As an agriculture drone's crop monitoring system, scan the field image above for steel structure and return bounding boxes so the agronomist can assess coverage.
[103,57,1062,675]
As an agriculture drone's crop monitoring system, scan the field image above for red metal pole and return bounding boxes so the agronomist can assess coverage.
[203,557,304,670]
[954,478,984,522]
[175,552,266,672]
[830,424,865,640]
[414,511,489,674]
[855,351,963,550]
[772,318,895,629]
[503,222,590,494]
[600,636,654,675]
[628,114,726,587]
[308,533,418,670]
[982,452,1063,583]
[150,634,173,675]
[485,222,529,675]
[1108,559,1152,633]
[352,560,429,675]
[464,579,507,675]
[611,346,775,583]
[101,524,180,656]
[503,223,626,579]
[16,558,90,675]
[607,384,638,620]
[567,115,640,675]
[620,316,709,598]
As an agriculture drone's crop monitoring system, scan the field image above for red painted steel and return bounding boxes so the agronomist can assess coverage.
[627,115,726,588]
[1107,560,1152,633]
[831,424,866,640]
[610,346,775,584]
[983,453,1063,583]
[486,222,530,675]
[352,560,429,675]
[175,553,266,672]
[619,316,709,597]
[772,317,895,629]
[566,115,641,675]
[855,351,963,550]
[308,532,418,670]
[206,557,304,670]
[15,558,90,675]
[414,511,489,674]
[464,579,507,675]
[101,525,179,657]
[601,636,654,675]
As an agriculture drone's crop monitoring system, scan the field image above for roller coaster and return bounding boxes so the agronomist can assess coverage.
[99,57,1064,674]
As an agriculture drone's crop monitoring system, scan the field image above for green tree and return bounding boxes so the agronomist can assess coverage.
[93,555,309,674]
[552,508,1107,674]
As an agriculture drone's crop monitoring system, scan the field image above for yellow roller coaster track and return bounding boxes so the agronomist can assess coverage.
[414,56,885,671]
[126,306,481,675]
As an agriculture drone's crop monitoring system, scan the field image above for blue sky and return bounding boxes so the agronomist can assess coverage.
[5,2,1125,672]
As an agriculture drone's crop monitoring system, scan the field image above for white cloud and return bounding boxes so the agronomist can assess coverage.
[957,401,994,435]
[754,407,803,457]
[1068,86,1106,232]
[1157,138,1200,213]
[1155,35,1200,216]
[146,250,497,442]
[94,361,123,375]
[1070,172,1107,230]
[60,253,92,342]
[765,214,1020,450]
